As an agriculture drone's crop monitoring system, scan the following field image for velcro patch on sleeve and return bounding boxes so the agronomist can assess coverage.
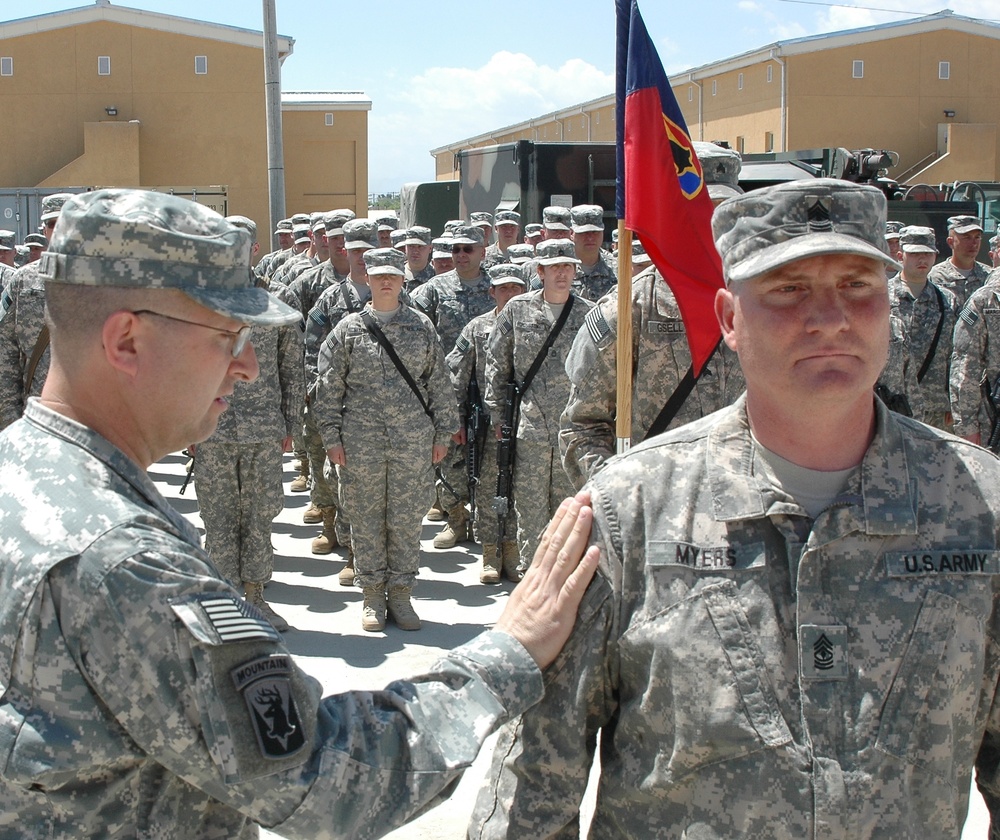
[585,306,613,348]
[960,307,980,326]
[174,594,281,645]
[231,654,307,760]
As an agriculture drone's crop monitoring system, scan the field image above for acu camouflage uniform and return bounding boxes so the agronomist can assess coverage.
[888,274,958,429]
[950,280,1000,440]
[0,400,542,839]
[404,261,436,292]
[926,258,991,309]
[0,259,50,429]
[560,265,744,490]
[313,303,458,592]
[193,320,302,586]
[876,311,924,421]
[472,396,1000,839]
[574,248,618,301]
[485,288,594,572]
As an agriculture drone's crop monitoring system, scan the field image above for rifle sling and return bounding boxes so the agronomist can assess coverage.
[915,283,945,385]
[644,337,722,441]
[360,309,432,420]
[25,324,50,395]
[517,294,576,396]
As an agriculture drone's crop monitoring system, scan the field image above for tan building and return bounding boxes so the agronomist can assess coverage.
[433,10,1000,186]
[0,1,370,245]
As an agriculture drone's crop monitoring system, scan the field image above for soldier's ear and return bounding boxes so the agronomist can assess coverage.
[101,311,141,377]
[715,287,738,352]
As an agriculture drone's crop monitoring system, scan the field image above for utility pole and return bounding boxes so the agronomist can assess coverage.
[262,0,285,251]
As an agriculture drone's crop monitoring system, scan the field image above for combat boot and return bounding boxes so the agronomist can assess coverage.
[244,581,290,633]
[310,507,338,554]
[338,549,355,586]
[480,543,501,584]
[361,587,387,632]
[426,499,447,521]
[290,457,310,493]
[432,503,470,549]
[387,586,421,631]
[501,542,522,582]
[302,502,323,524]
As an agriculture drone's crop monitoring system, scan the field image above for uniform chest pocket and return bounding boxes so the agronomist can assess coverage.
[874,588,995,786]
[617,578,792,784]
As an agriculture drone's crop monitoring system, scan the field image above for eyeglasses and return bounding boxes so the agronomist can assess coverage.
[132,310,253,358]
[451,245,476,254]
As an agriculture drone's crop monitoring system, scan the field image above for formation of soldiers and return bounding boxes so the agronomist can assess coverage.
[2,173,999,636]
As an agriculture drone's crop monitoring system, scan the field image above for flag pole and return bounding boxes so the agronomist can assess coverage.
[616,223,633,455]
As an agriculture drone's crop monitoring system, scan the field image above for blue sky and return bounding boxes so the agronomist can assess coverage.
[4,0,998,193]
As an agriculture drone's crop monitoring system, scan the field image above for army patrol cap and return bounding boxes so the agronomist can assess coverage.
[571,205,605,233]
[24,233,47,249]
[632,239,652,266]
[390,229,407,247]
[488,263,527,287]
[292,224,312,245]
[0,230,14,251]
[885,220,905,238]
[40,193,75,223]
[310,214,327,233]
[375,215,398,232]
[443,219,464,235]
[364,247,406,276]
[536,238,581,266]
[323,209,355,236]
[525,223,543,236]
[694,142,743,201]
[899,225,937,254]
[506,243,534,265]
[343,219,378,250]
[990,233,1000,249]
[401,226,433,247]
[712,178,900,285]
[495,210,521,227]
[432,236,453,258]
[450,225,485,246]
[39,189,299,326]
[273,218,292,235]
[471,211,494,229]
[225,215,257,242]
[948,215,983,235]
[543,206,572,231]
[290,213,310,226]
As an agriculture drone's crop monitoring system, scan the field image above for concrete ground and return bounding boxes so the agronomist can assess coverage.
[151,451,989,839]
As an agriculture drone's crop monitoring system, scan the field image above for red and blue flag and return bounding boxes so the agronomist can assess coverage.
[615,0,724,375]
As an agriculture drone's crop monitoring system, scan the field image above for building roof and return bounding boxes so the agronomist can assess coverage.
[0,1,295,59]
[281,91,372,112]
[433,9,1000,155]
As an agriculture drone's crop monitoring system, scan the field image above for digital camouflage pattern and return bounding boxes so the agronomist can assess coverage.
[877,311,923,421]
[927,259,992,310]
[404,261,436,292]
[560,266,743,490]
[950,282,1000,439]
[313,304,458,590]
[888,275,957,429]
[0,400,542,839]
[411,269,494,358]
[0,260,47,429]
[472,396,1000,839]
[193,321,302,585]
[485,289,593,570]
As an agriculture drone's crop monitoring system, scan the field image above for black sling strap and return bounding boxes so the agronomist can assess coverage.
[644,337,722,441]
[517,294,576,395]
[915,283,945,385]
[360,309,433,419]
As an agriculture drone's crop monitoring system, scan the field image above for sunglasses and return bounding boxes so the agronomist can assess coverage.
[451,245,476,254]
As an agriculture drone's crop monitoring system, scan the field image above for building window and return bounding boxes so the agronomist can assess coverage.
[765,131,774,152]
[98,55,111,76]
[325,113,334,126]
[712,79,717,96]
[939,61,950,80]
[767,64,773,83]
[0,57,11,76]
[852,59,864,79]
[195,55,208,75]
[688,86,693,102]
[738,73,744,91]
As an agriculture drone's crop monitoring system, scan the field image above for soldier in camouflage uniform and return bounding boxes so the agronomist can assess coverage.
[888,225,958,430]
[0,230,16,292]
[570,204,617,301]
[192,215,302,633]
[471,211,494,253]
[560,143,747,489]
[481,210,521,272]
[485,239,594,579]
[431,235,455,275]
[523,223,543,246]
[0,187,598,839]
[990,233,1000,269]
[375,214,398,248]
[23,232,46,265]
[412,224,496,549]
[884,219,904,279]
[271,213,327,290]
[253,217,293,283]
[447,264,527,583]
[263,215,311,285]
[313,248,458,632]
[472,179,1000,839]
[950,263,1000,444]
[0,193,74,430]
[402,225,436,291]
[926,214,991,308]
[520,206,572,287]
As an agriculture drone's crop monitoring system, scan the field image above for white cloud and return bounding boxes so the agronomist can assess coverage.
[738,1,762,11]
[367,51,614,193]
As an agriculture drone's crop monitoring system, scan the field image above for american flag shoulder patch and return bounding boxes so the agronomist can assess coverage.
[585,306,613,347]
[960,307,980,326]
[173,593,281,645]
